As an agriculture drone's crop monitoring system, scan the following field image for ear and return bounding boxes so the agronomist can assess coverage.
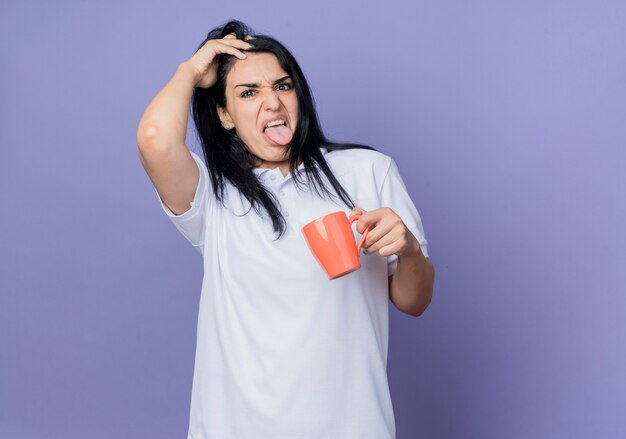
[217,105,235,130]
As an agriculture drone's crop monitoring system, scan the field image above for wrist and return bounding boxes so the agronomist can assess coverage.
[408,234,422,256]
[398,236,423,262]
[176,61,200,87]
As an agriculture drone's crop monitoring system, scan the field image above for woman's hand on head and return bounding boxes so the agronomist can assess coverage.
[184,33,254,89]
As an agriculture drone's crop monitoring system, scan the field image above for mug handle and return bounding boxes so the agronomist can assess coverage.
[348,213,370,256]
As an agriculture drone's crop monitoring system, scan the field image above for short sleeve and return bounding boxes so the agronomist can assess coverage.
[378,158,429,276]
[154,150,210,256]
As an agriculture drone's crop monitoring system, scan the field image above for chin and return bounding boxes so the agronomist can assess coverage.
[263,146,290,158]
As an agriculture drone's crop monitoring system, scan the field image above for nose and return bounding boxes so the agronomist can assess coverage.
[262,88,281,111]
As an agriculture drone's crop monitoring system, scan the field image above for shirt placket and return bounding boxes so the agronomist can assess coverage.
[267,171,293,234]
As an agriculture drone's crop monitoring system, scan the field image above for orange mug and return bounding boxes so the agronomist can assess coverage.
[301,210,370,280]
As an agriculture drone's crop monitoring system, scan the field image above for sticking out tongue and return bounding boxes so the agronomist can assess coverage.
[264,124,293,145]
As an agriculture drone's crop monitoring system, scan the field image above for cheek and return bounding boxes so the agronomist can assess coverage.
[291,103,299,128]
[286,98,298,118]
[233,106,257,130]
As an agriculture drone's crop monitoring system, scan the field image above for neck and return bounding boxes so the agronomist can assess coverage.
[255,155,303,177]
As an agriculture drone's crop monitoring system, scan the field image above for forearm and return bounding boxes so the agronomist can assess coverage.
[389,239,435,317]
[137,62,198,148]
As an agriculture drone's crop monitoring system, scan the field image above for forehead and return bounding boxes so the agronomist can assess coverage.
[226,52,288,86]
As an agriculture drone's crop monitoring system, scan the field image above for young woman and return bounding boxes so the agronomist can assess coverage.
[137,19,434,439]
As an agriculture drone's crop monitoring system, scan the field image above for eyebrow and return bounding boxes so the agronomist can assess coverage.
[234,75,292,89]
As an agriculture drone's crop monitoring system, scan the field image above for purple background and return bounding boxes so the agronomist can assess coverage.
[2,1,625,438]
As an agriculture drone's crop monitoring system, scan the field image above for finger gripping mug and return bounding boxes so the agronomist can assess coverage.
[301,210,371,280]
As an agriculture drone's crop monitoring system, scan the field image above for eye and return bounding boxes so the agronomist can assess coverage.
[240,89,255,98]
[276,82,292,91]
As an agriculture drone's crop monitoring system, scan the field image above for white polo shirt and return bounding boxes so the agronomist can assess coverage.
[155,146,429,439]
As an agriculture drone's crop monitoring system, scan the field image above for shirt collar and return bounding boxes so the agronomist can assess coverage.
[252,147,329,178]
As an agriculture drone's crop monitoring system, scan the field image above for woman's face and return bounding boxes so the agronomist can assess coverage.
[217,52,299,172]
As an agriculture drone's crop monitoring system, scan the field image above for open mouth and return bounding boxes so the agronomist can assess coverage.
[263,119,293,145]
[263,119,287,131]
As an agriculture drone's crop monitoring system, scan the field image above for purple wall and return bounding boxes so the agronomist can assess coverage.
[1,1,625,438]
